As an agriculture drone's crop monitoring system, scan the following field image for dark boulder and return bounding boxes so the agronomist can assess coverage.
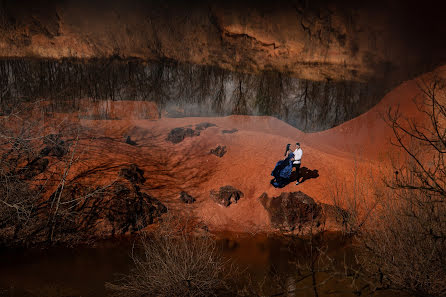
[259,191,322,232]
[45,178,166,238]
[166,127,200,144]
[20,157,49,179]
[195,122,216,130]
[210,185,244,207]
[40,134,68,158]
[106,183,167,234]
[210,145,227,157]
[125,136,137,146]
[179,191,196,204]
[222,128,238,134]
[119,164,146,184]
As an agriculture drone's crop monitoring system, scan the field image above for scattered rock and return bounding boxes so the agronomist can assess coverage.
[106,183,167,234]
[113,182,132,196]
[125,136,137,146]
[195,122,216,130]
[40,134,68,158]
[222,128,238,134]
[21,157,49,179]
[210,185,244,207]
[210,145,227,157]
[28,164,167,241]
[119,164,146,184]
[166,123,216,143]
[258,191,322,232]
[179,191,196,204]
[166,127,200,144]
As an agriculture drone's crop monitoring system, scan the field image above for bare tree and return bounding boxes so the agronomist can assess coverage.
[328,156,380,236]
[357,75,446,297]
[0,103,155,246]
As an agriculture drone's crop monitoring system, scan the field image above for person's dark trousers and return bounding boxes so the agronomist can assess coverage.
[293,163,301,183]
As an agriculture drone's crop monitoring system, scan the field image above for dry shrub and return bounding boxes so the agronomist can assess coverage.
[106,216,232,297]
[325,76,446,296]
[0,104,117,245]
[328,157,380,236]
[358,186,446,296]
[355,76,446,297]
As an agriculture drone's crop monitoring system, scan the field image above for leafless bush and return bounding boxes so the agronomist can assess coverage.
[356,75,446,297]
[357,187,446,296]
[328,157,379,236]
[0,104,118,245]
[106,216,231,297]
[0,104,48,242]
[1,107,76,243]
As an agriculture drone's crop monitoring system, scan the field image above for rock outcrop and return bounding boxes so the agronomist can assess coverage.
[259,191,323,232]
[20,157,49,180]
[222,129,238,134]
[210,145,227,158]
[125,136,137,146]
[119,164,146,185]
[43,165,167,239]
[40,134,68,158]
[179,191,196,204]
[195,122,217,131]
[166,127,200,144]
[105,183,167,234]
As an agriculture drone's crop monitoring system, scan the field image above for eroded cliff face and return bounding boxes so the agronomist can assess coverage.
[1,0,445,82]
[0,0,445,131]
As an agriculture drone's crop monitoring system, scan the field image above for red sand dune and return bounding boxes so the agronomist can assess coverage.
[50,66,445,233]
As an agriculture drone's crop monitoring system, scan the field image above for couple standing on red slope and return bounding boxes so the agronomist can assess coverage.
[270,142,303,188]
[287,142,303,185]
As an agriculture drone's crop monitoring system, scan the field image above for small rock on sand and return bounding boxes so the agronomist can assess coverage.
[180,191,196,204]
[222,128,238,134]
[210,145,227,157]
[195,122,217,130]
[125,136,137,145]
[210,185,244,207]
[119,164,146,184]
[166,127,200,144]
[258,191,322,232]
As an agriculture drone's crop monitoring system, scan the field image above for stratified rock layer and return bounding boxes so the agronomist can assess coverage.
[1,0,444,83]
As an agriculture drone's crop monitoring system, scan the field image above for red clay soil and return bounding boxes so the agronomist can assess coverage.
[44,66,446,234]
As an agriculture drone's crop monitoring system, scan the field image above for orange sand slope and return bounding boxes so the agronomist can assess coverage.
[72,66,445,233]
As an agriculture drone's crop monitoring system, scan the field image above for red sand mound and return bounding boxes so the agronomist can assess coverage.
[44,66,445,234]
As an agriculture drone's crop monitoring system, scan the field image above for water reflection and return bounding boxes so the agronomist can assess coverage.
[0,234,407,297]
[0,58,382,132]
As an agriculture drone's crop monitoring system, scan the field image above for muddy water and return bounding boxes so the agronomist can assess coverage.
[0,234,406,297]
[0,241,130,297]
